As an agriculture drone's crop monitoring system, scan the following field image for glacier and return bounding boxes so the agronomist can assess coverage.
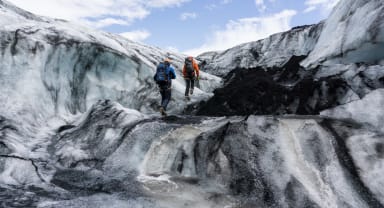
[1,0,384,207]
[0,0,222,120]
[198,0,384,75]
[3,100,382,207]
[196,0,384,117]
[197,23,323,77]
[302,0,384,67]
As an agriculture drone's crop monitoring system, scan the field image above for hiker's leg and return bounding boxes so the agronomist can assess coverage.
[162,89,171,110]
[185,79,190,96]
[189,78,195,95]
[160,89,166,107]
[191,79,195,89]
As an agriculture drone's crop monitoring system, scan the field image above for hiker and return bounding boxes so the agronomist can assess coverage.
[182,56,199,99]
[153,58,176,116]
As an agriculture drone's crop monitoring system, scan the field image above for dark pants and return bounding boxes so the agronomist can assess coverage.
[184,78,195,96]
[159,86,171,110]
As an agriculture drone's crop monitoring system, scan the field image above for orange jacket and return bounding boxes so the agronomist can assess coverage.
[182,57,199,78]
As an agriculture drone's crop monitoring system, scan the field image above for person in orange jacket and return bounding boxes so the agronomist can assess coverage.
[182,56,199,99]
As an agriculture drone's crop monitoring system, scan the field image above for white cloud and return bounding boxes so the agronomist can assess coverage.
[205,4,217,11]
[120,30,151,42]
[6,0,189,28]
[145,0,190,8]
[90,18,131,28]
[255,0,267,12]
[180,12,197,21]
[254,0,277,12]
[304,0,341,15]
[184,10,297,56]
[205,0,231,11]
[303,6,317,13]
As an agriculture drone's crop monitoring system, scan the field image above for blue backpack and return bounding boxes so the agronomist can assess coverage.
[155,63,169,85]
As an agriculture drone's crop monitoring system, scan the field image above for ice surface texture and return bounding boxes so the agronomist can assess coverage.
[1,0,384,207]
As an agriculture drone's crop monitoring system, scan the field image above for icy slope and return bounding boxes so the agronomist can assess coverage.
[1,100,383,207]
[321,88,384,206]
[302,0,384,67]
[0,0,221,121]
[198,0,384,76]
[198,23,323,76]
[196,0,384,116]
[321,88,384,131]
[196,55,384,116]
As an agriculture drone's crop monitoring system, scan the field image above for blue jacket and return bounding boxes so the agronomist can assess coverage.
[154,62,176,83]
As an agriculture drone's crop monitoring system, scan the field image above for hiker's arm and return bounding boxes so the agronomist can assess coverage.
[170,67,176,79]
[193,61,199,77]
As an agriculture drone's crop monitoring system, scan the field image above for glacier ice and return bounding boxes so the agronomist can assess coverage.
[302,0,384,67]
[321,88,384,130]
[5,100,378,207]
[0,0,222,123]
[0,0,384,207]
[199,0,384,76]
[198,23,323,77]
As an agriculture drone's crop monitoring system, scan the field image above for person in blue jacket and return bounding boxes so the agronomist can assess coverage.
[153,58,176,116]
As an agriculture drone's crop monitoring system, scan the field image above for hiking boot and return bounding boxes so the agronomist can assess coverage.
[190,88,194,95]
[159,107,167,116]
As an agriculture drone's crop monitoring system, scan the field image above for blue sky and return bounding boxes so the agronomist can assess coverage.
[7,0,340,56]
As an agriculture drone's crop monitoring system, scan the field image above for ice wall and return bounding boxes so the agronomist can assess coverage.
[302,0,384,67]
[0,0,222,122]
[199,0,384,76]
[198,23,323,76]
